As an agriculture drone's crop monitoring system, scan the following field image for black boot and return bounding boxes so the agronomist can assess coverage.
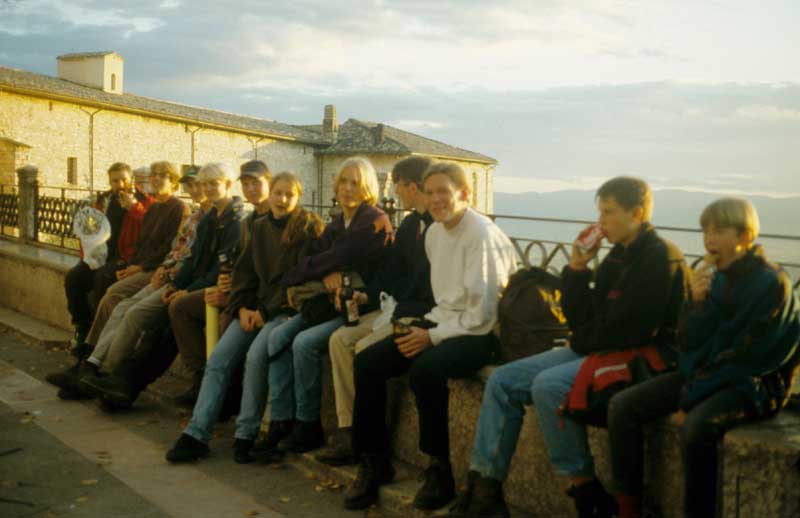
[251,420,295,463]
[343,455,396,510]
[566,478,617,518]
[233,438,255,464]
[413,456,456,510]
[277,419,324,453]
[314,427,356,466]
[46,361,98,398]
[447,471,510,518]
[166,433,210,463]
[79,373,135,410]
[175,369,204,407]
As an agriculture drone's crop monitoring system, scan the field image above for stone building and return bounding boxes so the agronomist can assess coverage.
[0,52,497,211]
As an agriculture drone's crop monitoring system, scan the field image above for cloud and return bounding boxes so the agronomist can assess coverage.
[736,104,800,121]
[392,120,447,130]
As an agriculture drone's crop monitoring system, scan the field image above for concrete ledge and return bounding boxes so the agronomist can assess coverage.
[0,238,78,330]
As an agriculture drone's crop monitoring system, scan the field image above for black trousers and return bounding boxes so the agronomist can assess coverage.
[607,370,757,518]
[63,260,121,331]
[352,329,497,459]
[120,326,243,415]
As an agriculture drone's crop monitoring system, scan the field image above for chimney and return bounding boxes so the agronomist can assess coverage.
[322,104,338,140]
[57,51,124,94]
[374,123,385,145]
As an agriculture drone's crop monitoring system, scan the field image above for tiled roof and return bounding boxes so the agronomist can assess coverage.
[0,66,327,144]
[312,119,496,164]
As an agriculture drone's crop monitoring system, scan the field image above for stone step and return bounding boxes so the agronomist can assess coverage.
[0,304,72,349]
[290,451,529,517]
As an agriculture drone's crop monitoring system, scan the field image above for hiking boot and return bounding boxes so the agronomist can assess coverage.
[566,478,618,518]
[251,420,294,463]
[413,457,456,510]
[447,471,510,518]
[343,455,396,510]
[175,369,204,408]
[277,419,324,453]
[233,438,255,464]
[80,374,135,409]
[166,433,210,463]
[314,427,356,466]
[46,361,98,396]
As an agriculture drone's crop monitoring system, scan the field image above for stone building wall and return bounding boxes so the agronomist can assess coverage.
[0,90,320,203]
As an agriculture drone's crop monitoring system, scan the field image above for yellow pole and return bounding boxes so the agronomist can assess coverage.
[205,287,219,358]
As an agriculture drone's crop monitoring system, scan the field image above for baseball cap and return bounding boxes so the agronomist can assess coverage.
[238,160,271,180]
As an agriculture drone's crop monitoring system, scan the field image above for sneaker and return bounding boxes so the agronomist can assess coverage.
[413,457,456,510]
[343,455,396,510]
[277,419,324,454]
[314,427,356,466]
[233,439,255,464]
[566,478,618,518]
[79,373,134,408]
[166,434,210,463]
[251,420,294,463]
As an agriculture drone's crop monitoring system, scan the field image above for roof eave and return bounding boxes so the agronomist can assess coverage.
[408,151,497,166]
[0,83,328,146]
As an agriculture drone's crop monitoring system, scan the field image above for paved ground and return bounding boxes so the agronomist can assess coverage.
[0,332,381,518]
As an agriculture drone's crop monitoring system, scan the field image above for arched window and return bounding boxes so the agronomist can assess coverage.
[111,73,116,91]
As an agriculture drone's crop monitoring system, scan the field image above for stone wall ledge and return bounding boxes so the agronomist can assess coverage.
[2,238,799,517]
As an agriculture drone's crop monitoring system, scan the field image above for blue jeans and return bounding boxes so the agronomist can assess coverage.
[293,315,344,422]
[184,314,288,443]
[469,347,591,480]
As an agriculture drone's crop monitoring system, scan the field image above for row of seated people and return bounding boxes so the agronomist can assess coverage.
[45,157,800,518]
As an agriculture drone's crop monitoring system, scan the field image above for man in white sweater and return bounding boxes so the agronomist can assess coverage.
[344,162,518,511]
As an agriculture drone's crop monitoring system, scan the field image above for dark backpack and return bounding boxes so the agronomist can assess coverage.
[497,267,570,362]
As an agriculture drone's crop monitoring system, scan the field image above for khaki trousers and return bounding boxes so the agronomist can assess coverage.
[85,271,152,348]
[329,309,394,428]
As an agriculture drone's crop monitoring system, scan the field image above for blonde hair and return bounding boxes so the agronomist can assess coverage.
[270,171,324,247]
[422,162,470,193]
[150,161,181,190]
[333,157,380,206]
[198,162,234,183]
[700,197,760,239]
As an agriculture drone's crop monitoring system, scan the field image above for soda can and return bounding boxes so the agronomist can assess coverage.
[577,223,606,254]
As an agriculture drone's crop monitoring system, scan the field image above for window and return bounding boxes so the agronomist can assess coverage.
[67,157,78,185]
[111,73,116,91]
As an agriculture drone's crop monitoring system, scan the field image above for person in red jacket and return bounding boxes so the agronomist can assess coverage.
[64,162,152,357]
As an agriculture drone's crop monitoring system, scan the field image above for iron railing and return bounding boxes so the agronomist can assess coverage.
[1,185,799,289]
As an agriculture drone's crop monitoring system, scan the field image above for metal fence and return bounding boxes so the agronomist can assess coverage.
[1,183,798,288]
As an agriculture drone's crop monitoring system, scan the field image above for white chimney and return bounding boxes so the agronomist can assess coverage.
[57,51,124,94]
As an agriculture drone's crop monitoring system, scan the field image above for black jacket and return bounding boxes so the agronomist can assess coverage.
[364,210,434,318]
[561,224,689,355]
[227,209,320,320]
[172,197,245,292]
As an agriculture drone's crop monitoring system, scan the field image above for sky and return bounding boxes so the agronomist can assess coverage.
[1,0,799,196]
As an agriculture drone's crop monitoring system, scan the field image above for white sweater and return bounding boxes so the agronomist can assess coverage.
[424,208,518,345]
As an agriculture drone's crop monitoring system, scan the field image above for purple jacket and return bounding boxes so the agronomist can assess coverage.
[281,203,391,287]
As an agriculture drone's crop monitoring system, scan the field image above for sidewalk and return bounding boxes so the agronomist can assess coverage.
[0,331,381,518]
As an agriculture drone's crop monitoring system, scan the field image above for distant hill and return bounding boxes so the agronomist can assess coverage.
[494,190,800,236]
